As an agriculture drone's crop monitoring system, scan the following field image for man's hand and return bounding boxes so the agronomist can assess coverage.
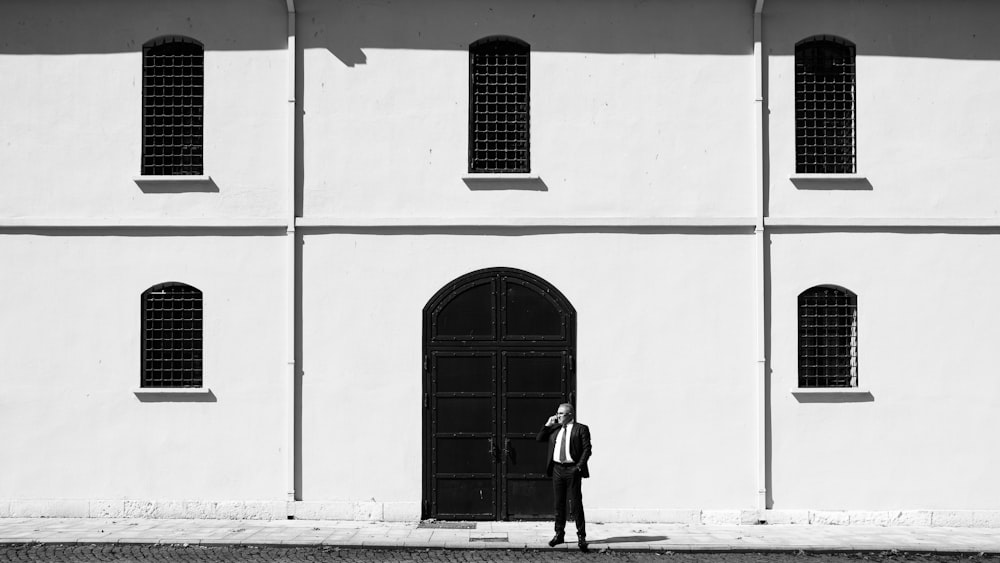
[545,414,559,426]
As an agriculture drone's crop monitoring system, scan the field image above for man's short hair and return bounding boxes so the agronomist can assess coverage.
[558,402,575,415]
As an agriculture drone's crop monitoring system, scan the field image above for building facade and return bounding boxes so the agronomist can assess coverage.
[1,0,999,525]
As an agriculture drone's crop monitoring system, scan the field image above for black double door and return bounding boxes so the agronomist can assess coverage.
[423,268,576,520]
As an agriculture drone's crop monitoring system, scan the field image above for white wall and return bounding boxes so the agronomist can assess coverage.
[0,233,287,501]
[765,0,1000,219]
[299,0,756,220]
[3,0,1000,523]
[769,231,1000,510]
[764,0,1000,515]
[299,230,759,512]
[0,0,287,220]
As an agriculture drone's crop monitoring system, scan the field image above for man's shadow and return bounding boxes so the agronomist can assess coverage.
[588,535,669,544]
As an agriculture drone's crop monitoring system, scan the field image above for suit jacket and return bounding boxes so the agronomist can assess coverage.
[536,422,592,478]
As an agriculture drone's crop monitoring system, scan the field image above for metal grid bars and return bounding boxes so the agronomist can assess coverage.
[142,37,204,176]
[469,37,530,173]
[795,37,856,174]
[141,283,203,388]
[798,286,858,388]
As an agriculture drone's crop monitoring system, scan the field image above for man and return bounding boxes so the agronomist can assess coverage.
[536,402,592,552]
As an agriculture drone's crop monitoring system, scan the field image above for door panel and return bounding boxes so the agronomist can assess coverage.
[505,354,564,392]
[431,279,496,341]
[503,280,567,341]
[504,437,548,468]
[436,437,495,474]
[505,477,553,519]
[434,354,494,393]
[435,397,493,433]
[504,397,560,433]
[501,350,567,519]
[424,268,574,521]
[435,477,495,518]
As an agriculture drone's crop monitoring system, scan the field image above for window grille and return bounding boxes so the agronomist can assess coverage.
[798,286,857,388]
[469,37,530,173]
[142,37,204,176]
[141,283,203,388]
[795,36,856,174]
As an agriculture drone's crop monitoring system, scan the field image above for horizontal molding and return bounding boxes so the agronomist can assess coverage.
[767,217,1000,228]
[3,500,999,527]
[0,217,289,228]
[296,217,758,228]
[7,216,1000,230]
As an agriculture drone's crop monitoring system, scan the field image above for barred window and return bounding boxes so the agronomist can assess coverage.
[141,282,203,388]
[469,36,529,173]
[795,36,856,174]
[798,286,857,388]
[142,36,204,176]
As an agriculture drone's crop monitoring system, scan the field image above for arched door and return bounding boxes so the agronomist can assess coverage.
[422,268,576,520]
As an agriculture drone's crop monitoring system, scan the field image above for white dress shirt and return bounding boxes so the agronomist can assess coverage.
[552,422,575,463]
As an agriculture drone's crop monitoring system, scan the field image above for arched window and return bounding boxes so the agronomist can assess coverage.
[795,36,856,174]
[798,285,857,388]
[142,36,204,175]
[141,282,203,388]
[469,36,530,173]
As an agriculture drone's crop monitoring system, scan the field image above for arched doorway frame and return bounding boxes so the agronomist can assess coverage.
[421,267,577,520]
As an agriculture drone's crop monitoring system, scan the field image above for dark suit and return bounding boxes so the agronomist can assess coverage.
[536,421,592,538]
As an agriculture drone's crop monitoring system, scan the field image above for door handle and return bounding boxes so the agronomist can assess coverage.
[488,437,498,463]
[502,438,511,464]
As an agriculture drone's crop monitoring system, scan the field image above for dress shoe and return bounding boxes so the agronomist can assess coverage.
[548,535,565,547]
[578,536,589,552]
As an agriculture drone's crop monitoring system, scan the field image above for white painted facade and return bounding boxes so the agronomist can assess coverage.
[1,0,999,525]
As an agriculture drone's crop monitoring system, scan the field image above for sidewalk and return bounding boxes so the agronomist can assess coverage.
[1,518,999,553]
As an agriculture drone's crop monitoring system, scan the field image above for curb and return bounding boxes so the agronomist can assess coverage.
[1,540,998,555]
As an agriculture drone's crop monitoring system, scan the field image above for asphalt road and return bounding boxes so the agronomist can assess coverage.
[1,546,998,563]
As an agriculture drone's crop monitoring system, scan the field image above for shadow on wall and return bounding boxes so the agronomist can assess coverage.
[6,0,1000,61]
[764,0,1000,59]
[3,0,752,56]
[307,0,1000,63]
[2,0,287,54]
[301,0,754,66]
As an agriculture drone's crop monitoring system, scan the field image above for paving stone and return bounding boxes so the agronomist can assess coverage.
[3,518,1000,556]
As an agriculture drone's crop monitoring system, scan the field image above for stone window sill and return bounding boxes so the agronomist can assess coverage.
[790,174,871,190]
[462,173,539,181]
[792,387,870,394]
[133,387,209,392]
[133,175,212,183]
[789,173,866,181]
[133,175,217,193]
[133,388,216,402]
[792,388,873,403]
[462,173,546,191]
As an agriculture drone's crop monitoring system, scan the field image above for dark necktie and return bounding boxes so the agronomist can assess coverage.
[557,427,569,463]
